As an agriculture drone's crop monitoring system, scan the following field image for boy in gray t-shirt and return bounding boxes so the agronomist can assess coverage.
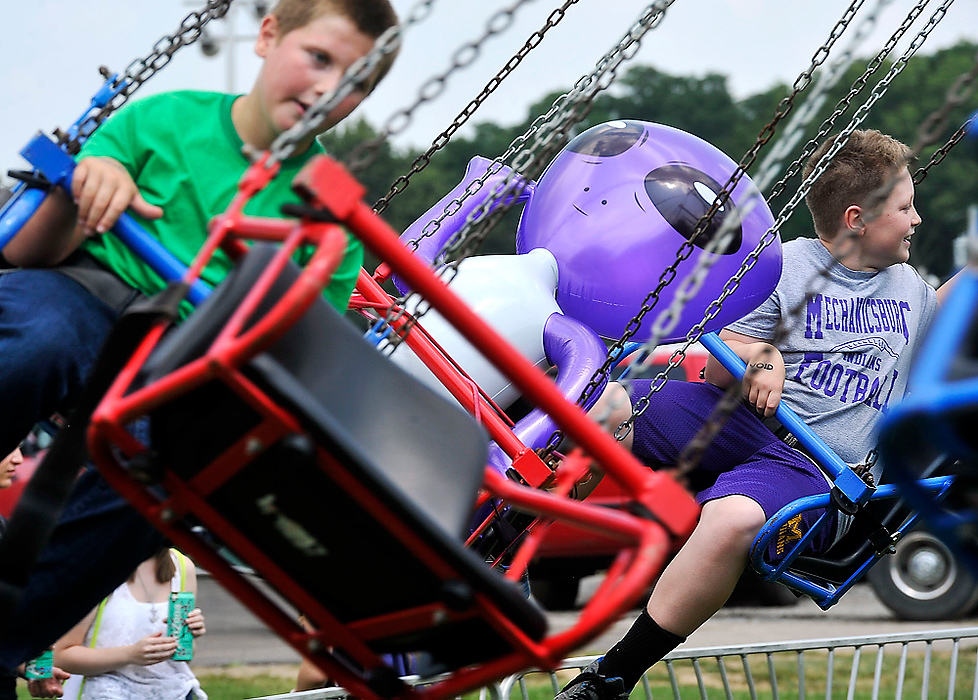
[555,130,963,700]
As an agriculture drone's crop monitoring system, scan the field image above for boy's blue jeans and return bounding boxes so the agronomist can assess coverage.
[0,269,162,670]
[0,269,116,457]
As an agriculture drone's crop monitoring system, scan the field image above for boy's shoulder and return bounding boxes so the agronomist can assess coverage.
[128,89,232,113]
[781,236,827,267]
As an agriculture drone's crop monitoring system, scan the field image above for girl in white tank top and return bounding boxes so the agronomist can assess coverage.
[54,548,207,700]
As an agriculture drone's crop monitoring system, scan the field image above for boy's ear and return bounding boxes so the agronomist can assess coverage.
[843,204,865,234]
[255,14,281,58]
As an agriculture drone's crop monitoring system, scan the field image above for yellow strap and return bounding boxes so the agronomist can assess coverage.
[172,548,187,592]
[75,594,109,697]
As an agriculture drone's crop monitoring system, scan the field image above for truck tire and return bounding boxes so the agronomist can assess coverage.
[867,529,978,621]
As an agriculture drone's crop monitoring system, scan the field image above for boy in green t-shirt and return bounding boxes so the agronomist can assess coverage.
[0,0,398,672]
[1,0,398,457]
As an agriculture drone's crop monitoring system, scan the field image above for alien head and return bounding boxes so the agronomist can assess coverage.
[516,120,780,341]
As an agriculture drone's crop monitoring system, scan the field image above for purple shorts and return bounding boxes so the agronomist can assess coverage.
[627,379,837,560]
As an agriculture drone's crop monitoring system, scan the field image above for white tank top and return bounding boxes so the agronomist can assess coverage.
[81,554,206,700]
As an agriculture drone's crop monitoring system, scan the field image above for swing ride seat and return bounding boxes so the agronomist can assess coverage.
[80,152,695,699]
[875,266,978,575]
[698,332,957,610]
[760,453,957,591]
[750,456,955,610]
[91,242,548,693]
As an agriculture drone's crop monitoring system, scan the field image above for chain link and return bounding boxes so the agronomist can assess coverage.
[344,0,576,181]
[371,0,582,215]
[914,108,978,183]
[668,0,960,475]
[913,49,978,182]
[764,0,935,202]
[752,0,896,189]
[379,0,678,354]
[59,0,232,155]
[562,0,869,452]
[438,0,676,265]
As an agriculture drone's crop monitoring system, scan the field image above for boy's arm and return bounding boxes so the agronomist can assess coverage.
[704,328,786,417]
[936,266,970,305]
[4,156,162,268]
[3,187,79,267]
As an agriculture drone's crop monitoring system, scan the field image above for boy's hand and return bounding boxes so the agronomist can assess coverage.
[72,156,163,236]
[742,344,785,417]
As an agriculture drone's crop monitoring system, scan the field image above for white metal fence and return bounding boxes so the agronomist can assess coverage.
[255,627,978,700]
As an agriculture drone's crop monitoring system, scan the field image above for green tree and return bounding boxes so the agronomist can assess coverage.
[327,42,977,282]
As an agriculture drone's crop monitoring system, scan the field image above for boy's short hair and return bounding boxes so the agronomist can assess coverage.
[271,0,399,89]
[803,129,913,238]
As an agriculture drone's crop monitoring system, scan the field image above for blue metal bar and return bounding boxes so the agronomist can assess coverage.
[699,331,871,504]
[750,476,954,609]
[875,268,978,573]
[1,132,210,306]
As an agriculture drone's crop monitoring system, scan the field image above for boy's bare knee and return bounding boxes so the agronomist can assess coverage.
[700,495,767,546]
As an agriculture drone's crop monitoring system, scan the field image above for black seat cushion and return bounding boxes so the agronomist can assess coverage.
[133,243,546,668]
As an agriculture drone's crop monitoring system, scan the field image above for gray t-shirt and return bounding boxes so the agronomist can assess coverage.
[727,237,937,467]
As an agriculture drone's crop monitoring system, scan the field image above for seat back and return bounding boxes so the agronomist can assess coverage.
[133,243,546,673]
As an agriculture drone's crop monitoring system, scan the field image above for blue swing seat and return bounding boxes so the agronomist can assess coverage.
[876,267,978,576]
[699,332,956,609]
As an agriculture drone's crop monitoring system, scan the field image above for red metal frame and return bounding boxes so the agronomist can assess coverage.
[87,153,700,699]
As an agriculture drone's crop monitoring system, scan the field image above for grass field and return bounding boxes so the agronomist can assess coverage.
[16,645,978,699]
[16,664,302,700]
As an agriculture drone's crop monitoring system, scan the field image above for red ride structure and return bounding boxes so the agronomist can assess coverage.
[87,154,699,699]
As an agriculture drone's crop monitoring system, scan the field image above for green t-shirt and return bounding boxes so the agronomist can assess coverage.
[79,90,364,313]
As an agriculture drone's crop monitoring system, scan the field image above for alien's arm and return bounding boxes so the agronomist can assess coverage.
[395,156,535,288]
[487,313,608,471]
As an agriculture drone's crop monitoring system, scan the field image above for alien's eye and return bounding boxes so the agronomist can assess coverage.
[644,165,743,255]
[566,120,645,157]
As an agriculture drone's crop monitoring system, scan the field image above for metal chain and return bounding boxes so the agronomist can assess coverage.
[764,0,935,202]
[379,0,678,353]
[436,0,677,266]
[915,109,978,183]
[58,0,232,154]
[912,49,978,182]
[752,0,896,189]
[563,0,866,449]
[348,0,582,189]
[668,0,961,475]
[371,0,581,215]
[266,0,438,165]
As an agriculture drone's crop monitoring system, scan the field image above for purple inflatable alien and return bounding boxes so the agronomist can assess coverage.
[391,120,781,468]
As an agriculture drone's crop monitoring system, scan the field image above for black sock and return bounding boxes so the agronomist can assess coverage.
[597,609,686,690]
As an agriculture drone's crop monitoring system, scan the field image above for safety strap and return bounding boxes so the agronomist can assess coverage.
[52,251,146,314]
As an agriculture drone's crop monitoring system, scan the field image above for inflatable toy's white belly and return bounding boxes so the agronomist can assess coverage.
[388,248,561,409]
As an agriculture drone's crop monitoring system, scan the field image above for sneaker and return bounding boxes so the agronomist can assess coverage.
[555,659,629,700]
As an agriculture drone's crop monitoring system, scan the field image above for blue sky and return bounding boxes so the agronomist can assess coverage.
[1,0,975,178]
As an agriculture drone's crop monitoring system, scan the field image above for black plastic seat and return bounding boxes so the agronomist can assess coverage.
[789,457,955,584]
[132,243,547,674]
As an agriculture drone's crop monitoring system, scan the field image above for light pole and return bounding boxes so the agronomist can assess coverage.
[191,0,268,93]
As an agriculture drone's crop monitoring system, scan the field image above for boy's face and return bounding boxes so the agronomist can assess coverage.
[855,169,921,271]
[0,447,22,489]
[253,12,375,145]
